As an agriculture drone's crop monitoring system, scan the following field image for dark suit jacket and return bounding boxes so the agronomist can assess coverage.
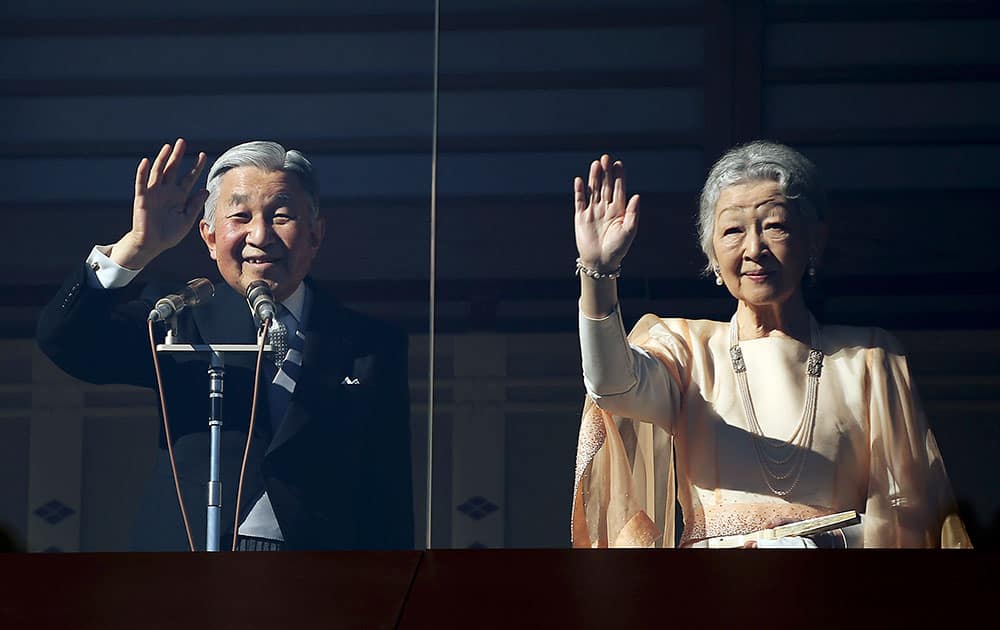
[37,265,414,551]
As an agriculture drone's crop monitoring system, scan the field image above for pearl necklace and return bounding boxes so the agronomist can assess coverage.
[728,313,824,497]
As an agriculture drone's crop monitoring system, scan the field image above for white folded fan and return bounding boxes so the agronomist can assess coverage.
[704,510,860,549]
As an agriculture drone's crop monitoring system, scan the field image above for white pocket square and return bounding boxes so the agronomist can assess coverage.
[341,377,360,385]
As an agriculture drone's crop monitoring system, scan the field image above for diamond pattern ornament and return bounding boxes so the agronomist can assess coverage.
[34,499,75,525]
[457,496,499,520]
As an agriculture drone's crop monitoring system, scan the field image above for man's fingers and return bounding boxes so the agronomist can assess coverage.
[180,152,208,192]
[135,157,150,197]
[147,143,171,187]
[161,138,187,183]
[184,188,209,221]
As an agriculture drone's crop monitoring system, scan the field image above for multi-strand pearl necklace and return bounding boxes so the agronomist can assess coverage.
[728,313,824,497]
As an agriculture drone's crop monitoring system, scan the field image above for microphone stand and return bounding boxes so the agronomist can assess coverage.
[207,351,223,551]
[156,317,268,552]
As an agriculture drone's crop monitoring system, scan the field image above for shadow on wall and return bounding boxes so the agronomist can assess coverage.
[1,522,24,552]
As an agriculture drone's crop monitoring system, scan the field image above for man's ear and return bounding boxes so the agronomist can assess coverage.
[199,220,218,261]
[310,215,326,251]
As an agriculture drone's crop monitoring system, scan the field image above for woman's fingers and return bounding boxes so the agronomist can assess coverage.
[612,161,627,208]
[573,177,587,213]
[587,159,601,206]
[765,517,794,529]
[578,154,635,226]
[599,154,612,205]
[622,194,640,234]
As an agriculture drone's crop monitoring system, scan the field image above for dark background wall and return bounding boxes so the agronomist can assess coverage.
[1,0,997,551]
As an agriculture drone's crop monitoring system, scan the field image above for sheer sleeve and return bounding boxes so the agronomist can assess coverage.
[862,329,972,548]
[573,313,691,548]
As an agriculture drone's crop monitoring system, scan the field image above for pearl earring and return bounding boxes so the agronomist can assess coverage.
[714,265,723,286]
[807,257,817,287]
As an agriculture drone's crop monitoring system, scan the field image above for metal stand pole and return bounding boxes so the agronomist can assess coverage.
[155,341,267,552]
[206,351,224,552]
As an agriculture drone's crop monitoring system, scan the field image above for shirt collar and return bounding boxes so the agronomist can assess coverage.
[246,281,308,325]
[280,282,307,324]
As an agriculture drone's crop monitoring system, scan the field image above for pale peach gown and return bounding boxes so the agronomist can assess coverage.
[573,309,971,548]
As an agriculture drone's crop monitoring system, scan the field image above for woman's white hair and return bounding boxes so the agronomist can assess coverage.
[697,140,827,273]
[203,140,320,232]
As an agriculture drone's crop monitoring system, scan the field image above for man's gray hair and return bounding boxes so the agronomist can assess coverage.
[203,140,320,232]
[697,140,827,271]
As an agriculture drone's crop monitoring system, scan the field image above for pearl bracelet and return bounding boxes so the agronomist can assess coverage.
[575,258,621,280]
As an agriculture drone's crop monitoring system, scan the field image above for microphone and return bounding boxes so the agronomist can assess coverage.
[147,278,215,322]
[246,280,277,323]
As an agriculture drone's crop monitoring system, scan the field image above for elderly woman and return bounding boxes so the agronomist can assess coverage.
[572,141,971,548]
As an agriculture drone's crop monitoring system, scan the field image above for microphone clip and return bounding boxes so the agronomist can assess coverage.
[148,278,216,343]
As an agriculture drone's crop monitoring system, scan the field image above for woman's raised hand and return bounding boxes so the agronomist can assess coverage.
[574,154,640,272]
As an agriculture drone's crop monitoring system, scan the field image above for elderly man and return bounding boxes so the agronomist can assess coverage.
[37,139,414,551]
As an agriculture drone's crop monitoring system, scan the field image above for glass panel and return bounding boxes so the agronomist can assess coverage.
[0,0,435,552]
[429,0,704,549]
[430,0,1000,551]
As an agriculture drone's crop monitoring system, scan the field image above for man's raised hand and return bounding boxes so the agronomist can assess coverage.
[112,138,208,270]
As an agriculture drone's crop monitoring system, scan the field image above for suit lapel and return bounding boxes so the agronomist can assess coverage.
[266,280,353,455]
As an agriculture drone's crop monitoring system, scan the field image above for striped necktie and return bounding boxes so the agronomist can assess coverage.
[267,307,304,432]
